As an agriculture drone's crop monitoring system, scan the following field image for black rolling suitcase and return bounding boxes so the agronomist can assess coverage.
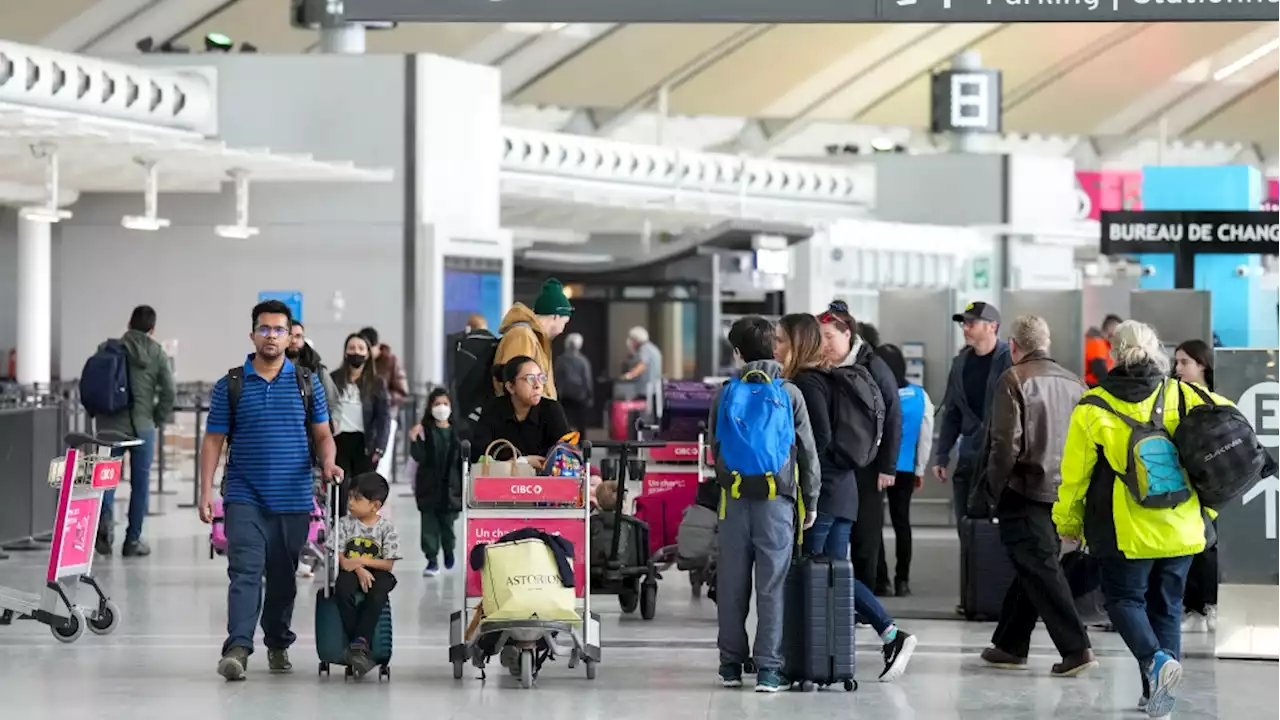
[958,516,1016,621]
[783,555,858,692]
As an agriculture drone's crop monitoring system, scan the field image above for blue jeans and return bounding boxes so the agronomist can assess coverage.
[101,427,156,543]
[717,496,795,671]
[1098,555,1194,667]
[223,502,310,656]
[804,512,894,637]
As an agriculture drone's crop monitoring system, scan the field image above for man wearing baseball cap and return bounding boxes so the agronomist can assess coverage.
[932,301,1012,530]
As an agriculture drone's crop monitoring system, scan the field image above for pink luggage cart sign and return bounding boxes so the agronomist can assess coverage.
[647,443,709,464]
[55,496,101,574]
[472,476,581,505]
[90,459,123,490]
[643,471,699,496]
[465,517,586,598]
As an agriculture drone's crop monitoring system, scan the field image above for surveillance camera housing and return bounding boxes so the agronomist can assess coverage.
[1141,265,1157,277]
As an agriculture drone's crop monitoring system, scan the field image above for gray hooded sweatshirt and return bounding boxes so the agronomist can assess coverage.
[707,359,822,514]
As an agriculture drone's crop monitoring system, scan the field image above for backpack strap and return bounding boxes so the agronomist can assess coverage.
[294,366,317,463]
[740,369,772,384]
[1078,395,1144,431]
[225,367,244,438]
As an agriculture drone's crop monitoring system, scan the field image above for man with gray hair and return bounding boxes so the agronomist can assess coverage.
[554,332,594,432]
[616,326,664,411]
[980,314,1097,677]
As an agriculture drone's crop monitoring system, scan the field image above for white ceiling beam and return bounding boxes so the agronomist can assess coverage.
[39,0,155,52]
[81,0,234,54]
[713,24,999,155]
[500,24,619,99]
[586,25,775,138]
[1095,23,1278,155]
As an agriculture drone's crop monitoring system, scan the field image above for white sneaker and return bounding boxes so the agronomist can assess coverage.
[423,564,440,577]
[1180,612,1208,633]
[1205,604,1218,632]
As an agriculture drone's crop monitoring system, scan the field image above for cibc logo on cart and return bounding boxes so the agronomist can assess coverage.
[508,483,544,495]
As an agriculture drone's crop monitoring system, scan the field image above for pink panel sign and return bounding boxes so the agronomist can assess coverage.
[471,476,581,505]
[55,497,100,574]
[643,471,700,496]
[1076,171,1143,221]
[91,459,123,490]
[646,443,709,464]
[464,517,587,599]
[1263,179,1278,212]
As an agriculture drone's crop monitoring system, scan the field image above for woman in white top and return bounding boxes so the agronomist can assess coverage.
[329,333,392,505]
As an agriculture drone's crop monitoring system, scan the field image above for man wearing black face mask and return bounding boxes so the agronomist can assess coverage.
[289,321,337,432]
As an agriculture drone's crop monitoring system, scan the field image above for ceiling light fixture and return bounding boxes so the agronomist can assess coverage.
[121,159,171,232]
[19,143,72,224]
[503,22,568,34]
[1213,38,1280,82]
[215,170,261,240]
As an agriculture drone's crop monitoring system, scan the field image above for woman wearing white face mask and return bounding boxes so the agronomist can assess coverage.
[409,388,464,577]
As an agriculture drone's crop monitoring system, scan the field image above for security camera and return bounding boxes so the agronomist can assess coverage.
[1141,265,1157,278]
[1235,265,1249,278]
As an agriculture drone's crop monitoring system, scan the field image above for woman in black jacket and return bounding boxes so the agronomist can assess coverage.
[329,333,392,489]
[410,388,464,577]
[470,356,571,469]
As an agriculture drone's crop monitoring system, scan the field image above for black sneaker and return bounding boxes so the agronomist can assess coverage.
[879,631,917,682]
[267,648,292,673]
[895,579,912,597]
[874,582,895,597]
[348,639,374,678]
[217,647,249,681]
[121,539,151,557]
[443,550,455,570]
[95,533,113,556]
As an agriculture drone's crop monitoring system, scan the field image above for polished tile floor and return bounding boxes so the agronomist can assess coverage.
[0,488,1269,719]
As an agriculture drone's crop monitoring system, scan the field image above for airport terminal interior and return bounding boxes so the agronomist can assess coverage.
[0,2,1278,718]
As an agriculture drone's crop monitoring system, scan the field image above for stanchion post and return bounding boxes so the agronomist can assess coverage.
[178,404,204,509]
[154,422,176,496]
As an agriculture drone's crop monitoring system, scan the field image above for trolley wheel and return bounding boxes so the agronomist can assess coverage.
[209,544,214,560]
[319,661,329,676]
[584,658,597,680]
[843,679,857,692]
[519,649,535,689]
[51,608,84,644]
[799,680,816,693]
[452,659,465,679]
[567,649,579,669]
[379,665,391,682]
[344,665,354,681]
[639,581,658,621]
[618,588,639,614]
[689,570,703,598]
[87,600,120,635]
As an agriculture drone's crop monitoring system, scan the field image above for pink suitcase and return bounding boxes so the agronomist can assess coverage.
[634,484,698,557]
[209,497,325,559]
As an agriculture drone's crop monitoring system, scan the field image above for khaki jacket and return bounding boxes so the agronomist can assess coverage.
[493,303,558,401]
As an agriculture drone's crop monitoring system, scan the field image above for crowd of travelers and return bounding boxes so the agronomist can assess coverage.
[75,277,1272,716]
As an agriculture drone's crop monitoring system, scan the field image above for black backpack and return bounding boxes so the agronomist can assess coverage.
[1174,381,1275,509]
[226,365,316,461]
[451,324,528,424]
[824,364,886,470]
[80,339,131,418]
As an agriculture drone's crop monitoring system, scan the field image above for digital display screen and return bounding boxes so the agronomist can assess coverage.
[443,257,504,375]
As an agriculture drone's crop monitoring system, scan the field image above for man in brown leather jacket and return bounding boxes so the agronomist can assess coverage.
[980,315,1097,677]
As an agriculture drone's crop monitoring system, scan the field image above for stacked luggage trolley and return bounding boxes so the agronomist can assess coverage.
[448,440,601,689]
[0,430,130,642]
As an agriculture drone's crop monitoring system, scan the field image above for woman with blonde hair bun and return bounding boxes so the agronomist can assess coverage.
[1054,320,1218,717]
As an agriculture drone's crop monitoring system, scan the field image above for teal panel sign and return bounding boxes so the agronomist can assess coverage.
[258,291,304,324]
[971,257,991,290]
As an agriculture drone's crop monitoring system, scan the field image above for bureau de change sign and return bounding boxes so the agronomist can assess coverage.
[1100,210,1280,256]
[341,0,1279,23]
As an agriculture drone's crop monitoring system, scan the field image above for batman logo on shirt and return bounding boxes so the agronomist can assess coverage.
[343,536,381,559]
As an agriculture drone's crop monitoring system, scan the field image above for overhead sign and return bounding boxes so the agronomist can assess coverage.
[342,0,1278,23]
[258,291,304,324]
[1100,210,1280,256]
[930,70,1002,135]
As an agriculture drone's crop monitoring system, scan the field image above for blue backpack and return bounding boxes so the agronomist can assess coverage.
[714,369,795,501]
[1080,380,1192,509]
[80,339,131,418]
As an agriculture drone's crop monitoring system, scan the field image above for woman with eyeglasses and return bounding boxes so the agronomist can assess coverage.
[329,332,392,507]
[469,356,570,470]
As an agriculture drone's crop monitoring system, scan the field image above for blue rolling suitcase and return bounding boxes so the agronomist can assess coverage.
[783,554,858,692]
[315,483,394,680]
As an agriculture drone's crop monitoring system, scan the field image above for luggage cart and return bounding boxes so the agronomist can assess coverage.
[0,430,135,642]
[448,440,601,689]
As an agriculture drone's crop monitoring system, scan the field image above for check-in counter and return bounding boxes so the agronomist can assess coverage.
[0,407,61,548]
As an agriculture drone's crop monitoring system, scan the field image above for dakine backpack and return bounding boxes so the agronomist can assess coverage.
[713,369,795,500]
[1079,380,1192,509]
[825,363,886,470]
[1174,382,1275,509]
[80,339,131,418]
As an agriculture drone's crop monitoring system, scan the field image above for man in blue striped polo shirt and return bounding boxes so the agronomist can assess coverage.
[198,299,342,681]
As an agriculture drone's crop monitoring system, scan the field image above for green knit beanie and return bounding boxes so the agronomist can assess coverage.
[532,278,573,317]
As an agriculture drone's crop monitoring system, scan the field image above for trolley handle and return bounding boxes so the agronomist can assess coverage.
[325,479,341,597]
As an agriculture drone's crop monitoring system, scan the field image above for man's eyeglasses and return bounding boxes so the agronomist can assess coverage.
[256,325,289,338]
[521,373,548,386]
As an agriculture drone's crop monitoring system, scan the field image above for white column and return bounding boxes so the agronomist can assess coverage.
[319,24,367,54]
[16,216,51,386]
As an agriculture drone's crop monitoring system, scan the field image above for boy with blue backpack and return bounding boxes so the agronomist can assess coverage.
[710,316,820,693]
